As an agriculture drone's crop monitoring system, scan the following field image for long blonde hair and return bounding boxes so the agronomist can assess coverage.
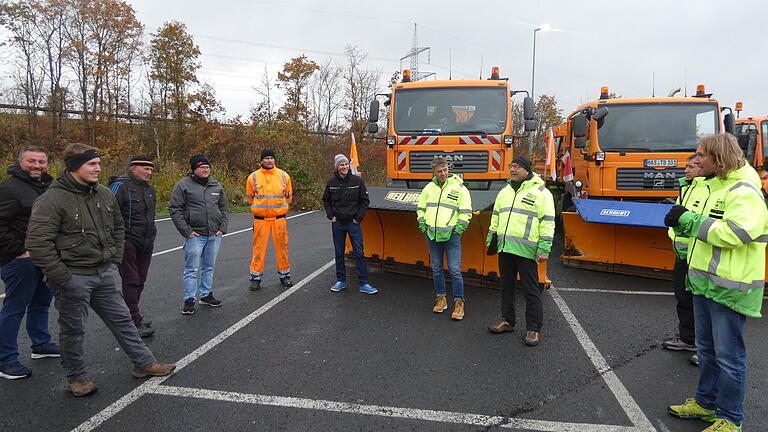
[698,134,745,179]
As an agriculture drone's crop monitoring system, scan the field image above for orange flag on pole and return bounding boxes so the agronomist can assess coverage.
[350,133,360,176]
[545,128,556,180]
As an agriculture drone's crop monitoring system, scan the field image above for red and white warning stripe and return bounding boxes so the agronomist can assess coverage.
[491,151,501,171]
[398,136,439,145]
[459,135,501,145]
[397,152,407,171]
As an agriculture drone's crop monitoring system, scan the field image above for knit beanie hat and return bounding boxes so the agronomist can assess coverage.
[511,155,532,174]
[334,154,349,168]
[130,155,154,168]
[190,154,211,171]
[260,149,276,161]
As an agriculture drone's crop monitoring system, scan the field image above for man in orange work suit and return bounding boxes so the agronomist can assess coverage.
[246,149,293,290]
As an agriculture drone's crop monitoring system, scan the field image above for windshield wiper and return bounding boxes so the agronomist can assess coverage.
[449,130,490,135]
[603,147,655,152]
[397,129,442,135]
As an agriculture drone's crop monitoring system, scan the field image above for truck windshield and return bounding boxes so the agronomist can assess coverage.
[597,102,719,152]
[393,87,507,136]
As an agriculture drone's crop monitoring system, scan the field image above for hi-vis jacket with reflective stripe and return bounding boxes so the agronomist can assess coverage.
[417,174,472,242]
[672,163,768,317]
[246,167,293,219]
[668,176,697,260]
[486,174,555,260]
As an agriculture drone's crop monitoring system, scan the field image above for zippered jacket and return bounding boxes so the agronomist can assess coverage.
[417,174,472,242]
[322,172,369,224]
[246,167,292,219]
[486,174,555,260]
[109,172,157,251]
[672,163,768,317]
[668,176,697,260]
[25,172,125,286]
[169,175,229,237]
[0,163,52,266]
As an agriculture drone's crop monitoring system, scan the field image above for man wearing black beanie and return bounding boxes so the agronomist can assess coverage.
[169,154,229,315]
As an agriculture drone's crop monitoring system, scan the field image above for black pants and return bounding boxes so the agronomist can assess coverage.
[672,257,695,345]
[499,252,543,332]
[118,241,153,326]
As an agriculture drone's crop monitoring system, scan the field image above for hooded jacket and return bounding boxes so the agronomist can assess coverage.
[416,174,473,242]
[672,163,768,317]
[667,176,698,260]
[246,167,292,219]
[0,163,53,266]
[25,172,125,287]
[169,174,229,237]
[322,171,369,224]
[109,172,157,251]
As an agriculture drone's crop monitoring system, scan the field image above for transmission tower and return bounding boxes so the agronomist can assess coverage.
[400,24,435,81]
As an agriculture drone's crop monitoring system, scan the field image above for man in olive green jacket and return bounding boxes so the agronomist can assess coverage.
[26,143,175,397]
[666,134,767,432]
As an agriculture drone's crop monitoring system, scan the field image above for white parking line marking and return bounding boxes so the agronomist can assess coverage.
[151,211,317,257]
[150,385,642,432]
[549,287,656,432]
[556,287,673,296]
[73,258,335,432]
[154,217,171,222]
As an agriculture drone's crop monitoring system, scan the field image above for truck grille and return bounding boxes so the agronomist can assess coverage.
[409,150,488,173]
[616,167,685,190]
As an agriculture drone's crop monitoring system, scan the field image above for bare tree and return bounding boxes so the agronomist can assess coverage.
[342,45,381,137]
[308,58,342,142]
[251,64,276,126]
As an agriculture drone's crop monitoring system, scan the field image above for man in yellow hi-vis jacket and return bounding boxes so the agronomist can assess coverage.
[487,156,555,347]
[417,156,472,320]
[246,149,293,290]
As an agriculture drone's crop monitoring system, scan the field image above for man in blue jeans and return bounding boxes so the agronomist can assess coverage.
[169,155,229,315]
[0,146,58,379]
[416,157,472,320]
[322,154,376,294]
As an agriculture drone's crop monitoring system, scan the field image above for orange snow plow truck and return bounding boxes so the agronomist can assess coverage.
[552,85,751,280]
[733,104,768,196]
[363,67,548,287]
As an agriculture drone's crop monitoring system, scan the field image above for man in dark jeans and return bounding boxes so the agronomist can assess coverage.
[110,155,157,338]
[322,154,376,294]
[0,145,58,380]
[664,154,701,365]
[26,143,175,397]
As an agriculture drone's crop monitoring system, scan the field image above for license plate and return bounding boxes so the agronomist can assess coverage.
[644,159,677,168]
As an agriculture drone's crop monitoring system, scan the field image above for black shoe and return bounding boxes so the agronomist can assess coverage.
[662,339,697,352]
[182,299,195,315]
[137,321,155,338]
[689,354,699,367]
[280,277,293,287]
[199,294,222,307]
[249,279,261,291]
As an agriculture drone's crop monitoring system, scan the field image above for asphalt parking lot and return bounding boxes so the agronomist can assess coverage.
[1,211,766,431]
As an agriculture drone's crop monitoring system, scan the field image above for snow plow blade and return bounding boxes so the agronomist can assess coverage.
[356,187,551,288]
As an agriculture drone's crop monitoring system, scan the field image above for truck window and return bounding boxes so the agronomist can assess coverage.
[735,123,758,164]
[393,87,507,136]
[596,102,718,152]
[763,121,768,162]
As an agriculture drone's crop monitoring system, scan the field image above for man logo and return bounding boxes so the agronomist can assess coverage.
[600,209,630,217]
[434,154,464,162]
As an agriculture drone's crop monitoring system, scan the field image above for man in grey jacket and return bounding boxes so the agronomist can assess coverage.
[169,155,229,315]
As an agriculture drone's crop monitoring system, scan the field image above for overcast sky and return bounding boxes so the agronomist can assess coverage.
[125,0,767,119]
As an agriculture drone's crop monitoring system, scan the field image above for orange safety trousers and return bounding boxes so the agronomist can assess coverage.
[250,217,290,280]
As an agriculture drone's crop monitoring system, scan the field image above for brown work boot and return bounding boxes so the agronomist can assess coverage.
[432,295,447,313]
[451,300,465,320]
[67,378,97,397]
[133,363,176,378]
[524,331,540,346]
[488,317,514,333]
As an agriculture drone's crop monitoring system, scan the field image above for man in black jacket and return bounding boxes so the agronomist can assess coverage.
[109,155,157,338]
[322,154,376,294]
[0,146,58,380]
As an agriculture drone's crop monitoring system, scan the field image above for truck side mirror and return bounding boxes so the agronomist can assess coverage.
[368,100,380,123]
[724,113,735,135]
[574,137,587,148]
[367,123,379,134]
[523,97,535,121]
[593,107,608,121]
[524,119,537,133]
[572,114,588,148]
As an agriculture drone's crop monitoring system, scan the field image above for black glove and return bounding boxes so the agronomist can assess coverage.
[664,205,688,227]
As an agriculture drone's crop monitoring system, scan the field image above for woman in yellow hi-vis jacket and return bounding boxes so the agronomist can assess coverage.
[246,149,293,290]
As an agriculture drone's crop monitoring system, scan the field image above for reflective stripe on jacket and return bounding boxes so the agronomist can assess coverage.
[668,176,697,260]
[416,174,472,242]
[672,163,768,317]
[486,174,555,260]
[246,167,293,218]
